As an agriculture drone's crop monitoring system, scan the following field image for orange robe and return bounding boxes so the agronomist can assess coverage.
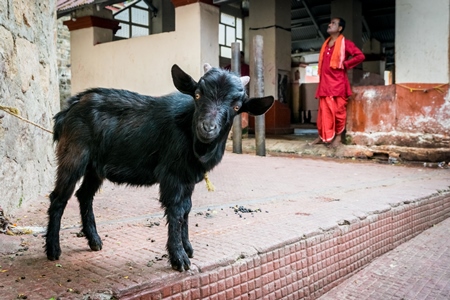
[315,38,365,142]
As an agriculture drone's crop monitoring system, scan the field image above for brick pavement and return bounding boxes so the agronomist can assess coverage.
[1,141,450,299]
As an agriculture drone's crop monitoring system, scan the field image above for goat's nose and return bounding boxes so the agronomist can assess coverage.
[202,121,217,132]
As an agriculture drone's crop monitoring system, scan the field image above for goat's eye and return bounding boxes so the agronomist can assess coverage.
[233,105,240,111]
[195,93,200,100]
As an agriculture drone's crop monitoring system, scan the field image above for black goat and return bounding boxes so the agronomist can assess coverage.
[45,63,274,271]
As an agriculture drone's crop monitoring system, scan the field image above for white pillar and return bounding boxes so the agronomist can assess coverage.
[175,2,219,78]
[248,0,291,99]
[396,0,450,83]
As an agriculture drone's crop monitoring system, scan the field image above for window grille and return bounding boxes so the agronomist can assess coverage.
[113,1,152,39]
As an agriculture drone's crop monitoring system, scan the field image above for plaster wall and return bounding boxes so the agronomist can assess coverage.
[70,3,219,97]
[396,0,450,83]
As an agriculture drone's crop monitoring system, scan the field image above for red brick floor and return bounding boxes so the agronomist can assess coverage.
[1,152,450,299]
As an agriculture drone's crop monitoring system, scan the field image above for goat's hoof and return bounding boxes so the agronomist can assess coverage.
[45,247,61,261]
[170,253,191,272]
[47,254,60,261]
[89,240,103,251]
[184,247,194,258]
[172,263,190,272]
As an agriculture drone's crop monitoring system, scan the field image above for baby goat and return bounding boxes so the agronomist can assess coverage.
[45,63,274,271]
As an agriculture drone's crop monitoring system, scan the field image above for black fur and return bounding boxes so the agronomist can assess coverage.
[45,64,274,271]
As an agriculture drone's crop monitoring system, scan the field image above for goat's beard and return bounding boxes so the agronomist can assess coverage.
[193,139,219,163]
[196,132,217,144]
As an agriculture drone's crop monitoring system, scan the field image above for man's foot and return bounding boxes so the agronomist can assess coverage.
[329,135,342,148]
[308,137,323,146]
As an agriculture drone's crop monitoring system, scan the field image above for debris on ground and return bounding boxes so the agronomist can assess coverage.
[231,205,262,214]
[1,208,46,235]
[75,231,85,238]
[230,205,262,218]
[145,221,161,228]
[0,207,13,235]
[195,208,218,218]
[423,161,449,168]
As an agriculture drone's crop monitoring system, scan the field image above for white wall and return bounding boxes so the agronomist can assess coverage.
[70,3,219,97]
[396,0,450,83]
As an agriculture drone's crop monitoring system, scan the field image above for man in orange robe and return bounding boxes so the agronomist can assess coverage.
[311,17,365,148]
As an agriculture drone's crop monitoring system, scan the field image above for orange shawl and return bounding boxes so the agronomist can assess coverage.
[318,35,345,75]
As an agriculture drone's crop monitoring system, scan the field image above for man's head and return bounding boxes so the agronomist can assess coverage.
[327,17,346,35]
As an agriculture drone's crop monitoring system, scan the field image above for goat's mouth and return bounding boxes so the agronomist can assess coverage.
[196,130,219,143]
[196,122,220,144]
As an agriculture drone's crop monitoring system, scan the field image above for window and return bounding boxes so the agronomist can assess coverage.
[111,1,152,39]
[219,13,243,59]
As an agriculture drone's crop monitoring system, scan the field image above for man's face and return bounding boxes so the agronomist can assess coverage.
[327,18,341,34]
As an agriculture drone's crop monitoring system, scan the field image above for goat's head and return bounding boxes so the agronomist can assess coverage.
[171,63,274,144]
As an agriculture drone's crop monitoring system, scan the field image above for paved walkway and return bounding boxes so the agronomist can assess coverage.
[1,135,450,299]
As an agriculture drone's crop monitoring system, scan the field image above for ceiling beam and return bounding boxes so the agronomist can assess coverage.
[301,0,325,41]
[292,37,324,51]
[362,16,371,39]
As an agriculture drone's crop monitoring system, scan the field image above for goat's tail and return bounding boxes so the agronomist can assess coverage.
[53,96,80,143]
[52,110,66,143]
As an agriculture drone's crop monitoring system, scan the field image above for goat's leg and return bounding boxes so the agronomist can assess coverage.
[75,164,103,252]
[160,182,195,272]
[181,196,193,258]
[46,181,77,261]
[46,143,90,260]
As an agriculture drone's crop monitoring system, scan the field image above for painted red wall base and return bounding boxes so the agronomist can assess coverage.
[348,83,450,148]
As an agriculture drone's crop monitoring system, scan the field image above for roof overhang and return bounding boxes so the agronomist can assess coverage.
[57,0,127,18]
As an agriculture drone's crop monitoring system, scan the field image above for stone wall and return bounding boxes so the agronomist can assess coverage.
[0,1,59,214]
[57,16,71,106]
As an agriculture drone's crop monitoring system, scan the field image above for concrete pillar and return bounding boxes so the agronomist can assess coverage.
[330,0,363,84]
[64,6,119,45]
[152,0,175,34]
[330,0,363,49]
[396,0,449,83]
[248,0,293,134]
[248,0,291,99]
[171,0,219,76]
[63,6,120,94]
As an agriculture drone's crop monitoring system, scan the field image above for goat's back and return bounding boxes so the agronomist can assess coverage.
[53,88,201,185]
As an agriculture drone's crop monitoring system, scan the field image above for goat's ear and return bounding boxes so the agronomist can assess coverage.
[239,96,274,116]
[171,64,197,96]
[203,63,212,73]
[241,76,250,87]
